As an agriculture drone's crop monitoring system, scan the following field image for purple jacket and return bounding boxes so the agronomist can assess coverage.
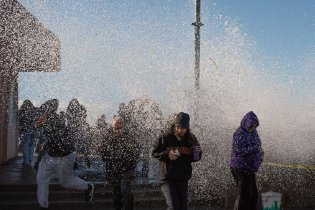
[230,111,262,172]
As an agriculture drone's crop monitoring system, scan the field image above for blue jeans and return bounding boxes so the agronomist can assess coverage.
[161,180,189,210]
[19,132,36,165]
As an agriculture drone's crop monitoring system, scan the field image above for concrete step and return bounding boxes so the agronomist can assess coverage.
[0,197,224,210]
[0,197,168,210]
[0,203,222,210]
[0,182,163,204]
[0,188,162,202]
[0,182,224,209]
[0,181,160,192]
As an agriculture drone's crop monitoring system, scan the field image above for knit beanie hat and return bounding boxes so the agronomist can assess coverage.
[175,112,190,129]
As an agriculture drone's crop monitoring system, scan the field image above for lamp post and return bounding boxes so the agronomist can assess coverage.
[192,0,203,91]
[192,0,203,122]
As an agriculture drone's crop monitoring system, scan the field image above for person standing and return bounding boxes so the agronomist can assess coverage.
[34,101,49,170]
[230,111,264,210]
[18,100,37,166]
[66,99,92,168]
[99,116,139,210]
[36,99,94,209]
[152,112,202,210]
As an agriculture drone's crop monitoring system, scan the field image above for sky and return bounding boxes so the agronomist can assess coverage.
[18,0,315,128]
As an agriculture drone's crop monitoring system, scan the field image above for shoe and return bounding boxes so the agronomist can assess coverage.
[84,183,94,202]
[39,207,49,209]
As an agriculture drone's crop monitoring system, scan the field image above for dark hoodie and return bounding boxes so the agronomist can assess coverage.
[19,100,36,133]
[230,111,263,172]
[99,128,139,180]
[43,99,75,157]
[152,126,201,183]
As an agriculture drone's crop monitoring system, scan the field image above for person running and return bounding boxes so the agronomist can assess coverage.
[36,99,94,209]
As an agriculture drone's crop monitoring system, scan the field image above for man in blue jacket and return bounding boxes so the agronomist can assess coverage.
[152,112,202,210]
[230,111,264,210]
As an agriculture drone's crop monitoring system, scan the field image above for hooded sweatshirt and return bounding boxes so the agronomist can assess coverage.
[230,111,263,172]
[19,100,37,134]
[99,128,139,180]
[43,99,75,157]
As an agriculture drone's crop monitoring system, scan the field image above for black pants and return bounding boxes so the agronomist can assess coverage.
[161,180,189,210]
[110,173,134,210]
[231,169,258,210]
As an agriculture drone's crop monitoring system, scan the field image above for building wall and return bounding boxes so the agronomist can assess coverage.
[0,0,61,72]
[6,75,18,160]
[0,0,60,164]
[0,73,14,163]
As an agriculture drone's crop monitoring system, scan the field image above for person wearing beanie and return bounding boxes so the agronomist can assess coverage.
[152,112,202,210]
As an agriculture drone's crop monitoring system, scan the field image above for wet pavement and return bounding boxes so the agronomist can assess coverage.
[1,156,315,210]
[0,155,159,185]
[0,155,37,185]
[0,156,226,210]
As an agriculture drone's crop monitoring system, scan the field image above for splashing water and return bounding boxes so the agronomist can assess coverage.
[17,0,315,206]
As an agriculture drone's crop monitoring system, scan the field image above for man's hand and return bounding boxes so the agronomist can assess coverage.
[168,150,179,160]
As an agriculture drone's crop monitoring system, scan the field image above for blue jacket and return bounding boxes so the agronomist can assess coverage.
[230,111,263,172]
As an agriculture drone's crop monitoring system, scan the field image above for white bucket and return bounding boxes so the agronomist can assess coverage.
[261,191,281,210]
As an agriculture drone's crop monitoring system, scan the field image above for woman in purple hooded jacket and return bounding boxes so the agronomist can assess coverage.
[230,111,264,210]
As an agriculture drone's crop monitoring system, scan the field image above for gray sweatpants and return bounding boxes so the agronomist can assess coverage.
[37,153,88,208]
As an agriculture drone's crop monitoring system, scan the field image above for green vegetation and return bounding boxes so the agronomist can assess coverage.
[263,201,280,210]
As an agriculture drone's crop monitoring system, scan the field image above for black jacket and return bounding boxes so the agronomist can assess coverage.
[19,108,37,134]
[152,127,201,183]
[99,128,139,179]
[44,112,75,157]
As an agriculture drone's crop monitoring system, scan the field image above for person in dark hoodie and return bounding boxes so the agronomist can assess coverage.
[152,112,202,210]
[66,99,92,168]
[34,101,49,171]
[36,99,94,210]
[230,111,264,210]
[19,100,37,166]
[99,116,139,210]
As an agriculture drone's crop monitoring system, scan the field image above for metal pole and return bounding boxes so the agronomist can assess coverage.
[192,0,203,123]
[192,0,203,91]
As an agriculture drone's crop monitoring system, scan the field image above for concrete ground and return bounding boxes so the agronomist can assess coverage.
[0,156,229,210]
[1,156,314,210]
